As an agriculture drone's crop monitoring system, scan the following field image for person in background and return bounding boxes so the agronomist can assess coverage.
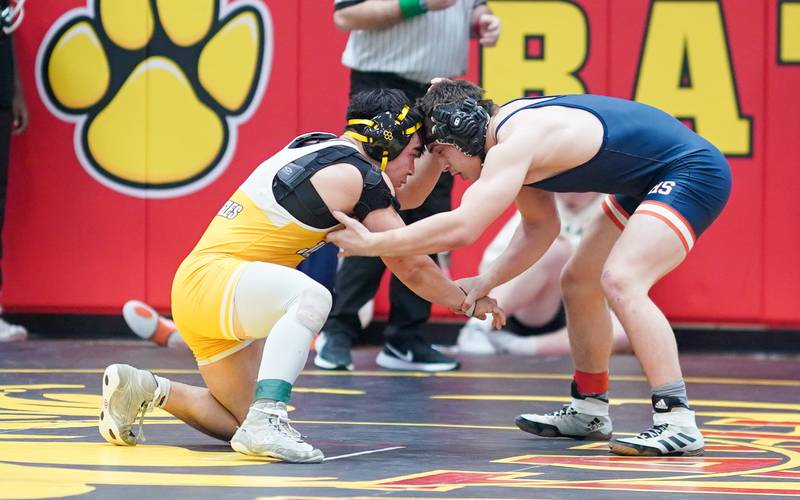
[314,0,501,372]
[457,192,630,357]
[0,0,28,342]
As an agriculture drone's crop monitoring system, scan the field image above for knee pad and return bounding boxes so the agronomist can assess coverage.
[294,283,332,333]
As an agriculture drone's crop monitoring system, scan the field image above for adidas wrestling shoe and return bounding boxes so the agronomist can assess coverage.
[516,403,612,440]
[516,382,612,440]
[610,397,704,456]
[99,364,168,445]
[230,400,324,463]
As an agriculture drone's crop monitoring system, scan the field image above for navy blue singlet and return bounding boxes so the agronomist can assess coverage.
[495,95,720,198]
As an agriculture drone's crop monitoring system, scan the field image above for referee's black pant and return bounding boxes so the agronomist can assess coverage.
[321,70,453,343]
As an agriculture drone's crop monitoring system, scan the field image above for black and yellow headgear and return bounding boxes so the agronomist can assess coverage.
[344,104,422,170]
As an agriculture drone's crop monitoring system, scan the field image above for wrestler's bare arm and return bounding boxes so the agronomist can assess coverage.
[327,134,535,256]
[481,186,560,291]
[361,205,502,325]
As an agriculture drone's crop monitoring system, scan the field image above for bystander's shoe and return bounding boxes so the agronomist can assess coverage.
[123,299,185,348]
[376,335,460,372]
[456,320,496,355]
[313,331,354,371]
[0,315,27,342]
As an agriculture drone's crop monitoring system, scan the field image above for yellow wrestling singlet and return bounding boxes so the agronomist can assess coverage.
[171,139,355,364]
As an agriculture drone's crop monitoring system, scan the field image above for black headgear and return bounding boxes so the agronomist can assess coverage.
[423,98,489,157]
[344,104,422,170]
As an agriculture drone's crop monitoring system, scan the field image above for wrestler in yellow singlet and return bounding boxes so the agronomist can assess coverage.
[171,139,352,365]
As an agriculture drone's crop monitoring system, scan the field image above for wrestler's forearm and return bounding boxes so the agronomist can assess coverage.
[383,255,464,311]
[483,218,560,290]
[373,209,477,256]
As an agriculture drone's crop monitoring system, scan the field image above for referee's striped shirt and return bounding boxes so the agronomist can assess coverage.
[335,0,485,85]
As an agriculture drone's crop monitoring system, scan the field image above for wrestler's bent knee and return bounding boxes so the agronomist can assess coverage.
[295,283,332,333]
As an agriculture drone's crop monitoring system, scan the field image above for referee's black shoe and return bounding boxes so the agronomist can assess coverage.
[376,335,460,372]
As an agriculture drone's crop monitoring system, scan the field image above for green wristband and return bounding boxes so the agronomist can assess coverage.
[399,0,427,18]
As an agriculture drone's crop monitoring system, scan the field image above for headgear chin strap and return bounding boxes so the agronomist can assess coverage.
[344,104,422,170]
[424,98,489,157]
[1,0,25,35]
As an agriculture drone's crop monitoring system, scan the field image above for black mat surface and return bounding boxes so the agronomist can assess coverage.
[2,340,800,499]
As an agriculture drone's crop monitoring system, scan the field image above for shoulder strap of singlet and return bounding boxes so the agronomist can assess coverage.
[494,96,564,137]
[286,132,339,149]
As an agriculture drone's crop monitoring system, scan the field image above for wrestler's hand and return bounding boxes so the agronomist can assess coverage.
[456,275,493,312]
[471,296,506,329]
[428,77,452,90]
[326,211,381,256]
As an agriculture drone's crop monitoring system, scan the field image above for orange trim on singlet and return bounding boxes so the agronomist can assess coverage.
[639,200,697,241]
[602,199,626,231]
[635,209,691,254]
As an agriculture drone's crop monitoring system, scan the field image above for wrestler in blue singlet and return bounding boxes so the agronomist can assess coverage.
[494,95,732,251]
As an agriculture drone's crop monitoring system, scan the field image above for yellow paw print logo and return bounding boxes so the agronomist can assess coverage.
[36,0,272,198]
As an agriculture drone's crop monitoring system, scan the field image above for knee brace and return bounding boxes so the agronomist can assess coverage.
[293,284,332,333]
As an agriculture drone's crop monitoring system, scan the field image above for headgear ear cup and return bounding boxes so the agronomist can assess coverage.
[345,104,421,170]
[425,99,489,157]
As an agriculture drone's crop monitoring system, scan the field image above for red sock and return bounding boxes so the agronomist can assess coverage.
[574,370,609,395]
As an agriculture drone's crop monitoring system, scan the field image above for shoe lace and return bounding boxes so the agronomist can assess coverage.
[545,405,578,418]
[637,423,669,440]
[130,375,165,444]
[252,406,303,442]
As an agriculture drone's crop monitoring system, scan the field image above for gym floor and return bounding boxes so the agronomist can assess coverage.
[2,339,800,499]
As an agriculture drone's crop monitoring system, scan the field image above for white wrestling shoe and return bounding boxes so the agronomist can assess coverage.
[230,400,324,463]
[516,394,612,440]
[456,320,496,355]
[99,364,168,445]
[610,409,704,456]
[0,315,27,342]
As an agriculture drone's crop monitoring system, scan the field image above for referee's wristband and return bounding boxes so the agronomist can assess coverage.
[399,0,428,18]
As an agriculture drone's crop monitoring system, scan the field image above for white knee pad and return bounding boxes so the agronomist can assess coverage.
[293,283,332,333]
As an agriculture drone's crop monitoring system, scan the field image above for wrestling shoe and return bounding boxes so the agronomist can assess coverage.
[230,400,324,463]
[456,320,496,355]
[0,315,27,342]
[313,331,354,371]
[516,383,612,440]
[99,364,168,445]
[610,396,704,456]
[122,299,185,348]
[376,334,460,372]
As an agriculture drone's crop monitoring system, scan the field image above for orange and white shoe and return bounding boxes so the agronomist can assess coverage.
[122,300,185,348]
